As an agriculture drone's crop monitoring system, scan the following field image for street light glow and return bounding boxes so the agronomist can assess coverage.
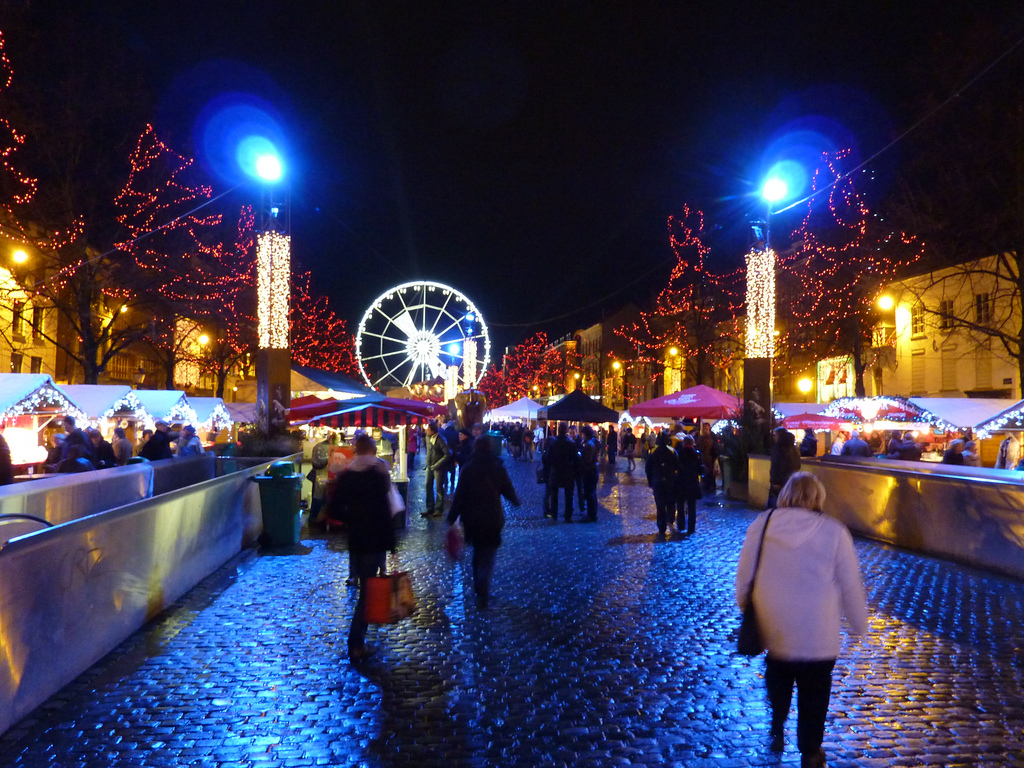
[878,295,894,311]
[12,250,27,263]
[255,153,283,182]
[762,177,788,203]
[798,377,813,394]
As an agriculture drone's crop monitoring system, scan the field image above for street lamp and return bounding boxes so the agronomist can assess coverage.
[798,377,813,402]
[11,249,27,264]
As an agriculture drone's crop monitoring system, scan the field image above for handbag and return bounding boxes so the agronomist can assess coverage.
[445,525,464,560]
[365,566,416,624]
[737,510,774,657]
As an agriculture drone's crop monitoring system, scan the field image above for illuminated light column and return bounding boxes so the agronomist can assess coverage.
[444,364,459,402]
[253,150,291,431]
[463,338,478,390]
[743,176,787,417]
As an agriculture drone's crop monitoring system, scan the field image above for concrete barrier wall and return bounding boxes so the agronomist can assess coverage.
[748,454,1024,579]
[0,459,270,737]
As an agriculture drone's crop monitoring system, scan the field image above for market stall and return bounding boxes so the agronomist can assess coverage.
[539,389,620,423]
[187,397,234,446]
[59,384,151,444]
[486,396,543,423]
[629,384,740,421]
[132,390,198,428]
[0,373,86,467]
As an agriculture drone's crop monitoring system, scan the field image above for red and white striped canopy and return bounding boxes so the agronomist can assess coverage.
[312,404,426,429]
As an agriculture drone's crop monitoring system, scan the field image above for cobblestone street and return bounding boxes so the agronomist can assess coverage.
[1,456,1023,767]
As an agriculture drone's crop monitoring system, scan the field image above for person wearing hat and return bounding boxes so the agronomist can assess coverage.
[140,419,175,461]
[176,424,204,457]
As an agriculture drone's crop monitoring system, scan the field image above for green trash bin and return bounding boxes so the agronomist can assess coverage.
[485,430,504,456]
[254,460,303,546]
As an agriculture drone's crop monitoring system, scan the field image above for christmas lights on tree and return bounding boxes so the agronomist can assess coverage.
[289,270,358,375]
[776,150,923,397]
[616,206,744,390]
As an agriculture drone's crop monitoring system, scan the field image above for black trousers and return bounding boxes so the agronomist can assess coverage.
[677,494,698,533]
[764,656,836,757]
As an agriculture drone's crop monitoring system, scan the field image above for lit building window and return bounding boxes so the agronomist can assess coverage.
[910,304,925,337]
[975,293,991,325]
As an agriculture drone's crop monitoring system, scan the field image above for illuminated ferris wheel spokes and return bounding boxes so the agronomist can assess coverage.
[355,281,490,391]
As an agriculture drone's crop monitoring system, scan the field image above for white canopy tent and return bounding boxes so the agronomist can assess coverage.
[133,390,198,427]
[188,397,234,431]
[486,396,543,422]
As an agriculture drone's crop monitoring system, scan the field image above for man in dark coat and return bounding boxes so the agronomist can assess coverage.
[327,434,397,661]
[579,425,600,522]
[60,415,93,463]
[799,429,818,458]
[140,420,175,461]
[423,421,451,517]
[542,423,580,521]
[646,432,680,534]
[839,430,873,458]
[88,429,118,469]
[674,434,704,534]
[447,436,520,609]
[769,427,801,507]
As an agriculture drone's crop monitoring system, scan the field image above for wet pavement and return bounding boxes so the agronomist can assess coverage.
[1,455,1023,767]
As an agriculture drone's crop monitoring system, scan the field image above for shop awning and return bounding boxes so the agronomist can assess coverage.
[0,373,85,421]
[288,394,443,423]
[629,385,740,420]
[59,384,150,422]
[487,396,543,421]
[309,404,428,429]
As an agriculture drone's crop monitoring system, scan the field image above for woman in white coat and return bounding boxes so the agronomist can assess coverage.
[735,472,868,768]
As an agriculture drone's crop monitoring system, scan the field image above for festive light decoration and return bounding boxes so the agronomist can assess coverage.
[0,381,85,421]
[745,247,776,357]
[444,364,459,402]
[257,231,291,349]
[616,206,744,390]
[976,406,1024,439]
[775,150,923,396]
[820,395,950,431]
[289,270,358,374]
[463,339,478,390]
[355,281,490,390]
[0,32,38,222]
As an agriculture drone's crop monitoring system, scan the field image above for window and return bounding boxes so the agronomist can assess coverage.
[910,304,925,337]
[911,349,926,393]
[29,356,41,374]
[975,293,991,325]
[938,299,954,330]
[30,305,41,338]
[10,353,22,373]
[11,302,24,338]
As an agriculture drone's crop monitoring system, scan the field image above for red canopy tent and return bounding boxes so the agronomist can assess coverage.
[287,394,444,424]
[629,385,741,420]
[312,404,428,429]
[781,412,846,430]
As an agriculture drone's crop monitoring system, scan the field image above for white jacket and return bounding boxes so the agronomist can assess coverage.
[736,507,868,661]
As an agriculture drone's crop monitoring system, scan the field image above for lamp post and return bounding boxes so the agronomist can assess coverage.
[743,177,789,420]
[251,147,291,432]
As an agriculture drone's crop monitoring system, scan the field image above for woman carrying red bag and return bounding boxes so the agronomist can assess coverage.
[446,436,520,610]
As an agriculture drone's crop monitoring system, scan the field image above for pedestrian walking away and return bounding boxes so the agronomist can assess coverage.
[621,425,638,472]
[696,423,718,494]
[606,425,617,469]
[674,434,703,535]
[447,436,520,610]
[645,432,679,534]
[735,472,868,768]
[768,426,801,508]
[325,434,398,662]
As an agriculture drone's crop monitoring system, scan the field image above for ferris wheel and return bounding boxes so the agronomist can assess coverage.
[355,281,491,391]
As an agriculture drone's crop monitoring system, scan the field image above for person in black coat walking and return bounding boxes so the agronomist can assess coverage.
[579,425,600,521]
[327,434,397,661]
[645,433,680,534]
[606,426,618,468]
[447,437,520,609]
[674,434,704,534]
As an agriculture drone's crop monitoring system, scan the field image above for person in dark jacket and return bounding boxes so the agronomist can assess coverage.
[45,432,65,468]
[697,423,719,493]
[447,436,520,609]
[88,429,118,469]
[56,444,95,473]
[542,423,580,520]
[942,438,965,465]
[60,415,93,463]
[674,434,704,534]
[0,430,12,486]
[897,432,922,461]
[140,420,175,461]
[839,430,873,458]
[423,421,451,517]
[799,429,818,458]
[768,427,801,508]
[327,434,397,661]
[645,433,680,534]
[606,425,618,468]
[578,425,600,522]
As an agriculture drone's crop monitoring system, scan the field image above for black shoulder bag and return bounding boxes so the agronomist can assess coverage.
[737,510,774,657]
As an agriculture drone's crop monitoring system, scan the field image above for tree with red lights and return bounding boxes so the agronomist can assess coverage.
[290,270,358,375]
[477,364,508,409]
[777,150,923,396]
[500,332,562,401]
[616,205,744,390]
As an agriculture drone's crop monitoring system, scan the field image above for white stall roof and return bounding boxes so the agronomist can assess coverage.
[188,397,233,429]
[60,384,150,421]
[774,402,829,417]
[226,402,258,424]
[0,373,85,420]
[133,390,198,424]
[909,398,1017,430]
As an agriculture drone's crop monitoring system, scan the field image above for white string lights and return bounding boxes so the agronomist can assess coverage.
[745,247,776,357]
[257,231,291,349]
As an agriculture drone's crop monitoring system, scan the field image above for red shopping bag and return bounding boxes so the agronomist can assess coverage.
[445,526,464,560]
[364,571,416,624]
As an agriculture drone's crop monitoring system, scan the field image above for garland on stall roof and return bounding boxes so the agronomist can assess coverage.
[1,383,86,422]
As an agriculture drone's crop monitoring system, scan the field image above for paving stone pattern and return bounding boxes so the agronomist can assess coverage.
[1,456,1023,767]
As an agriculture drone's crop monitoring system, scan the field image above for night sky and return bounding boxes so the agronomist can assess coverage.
[4,2,1024,355]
